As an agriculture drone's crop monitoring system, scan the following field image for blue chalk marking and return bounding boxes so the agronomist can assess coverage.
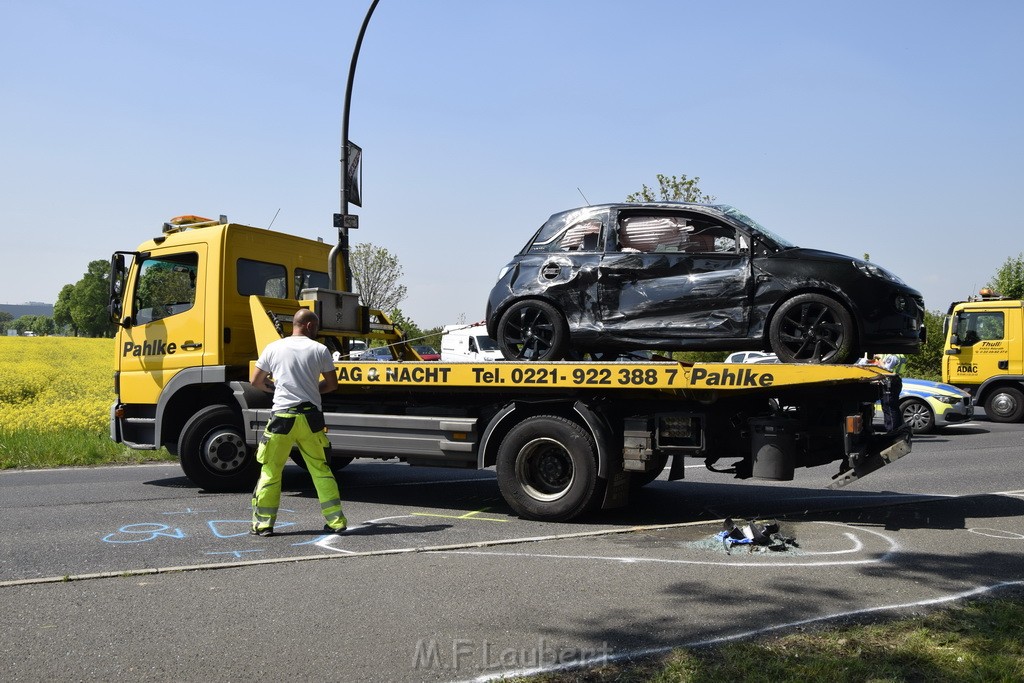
[102,523,186,544]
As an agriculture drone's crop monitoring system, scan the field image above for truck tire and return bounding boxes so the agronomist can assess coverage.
[769,293,856,364]
[496,415,599,521]
[984,386,1024,423]
[178,405,259,491]
[900,397,934,434]
[496,300,568,361]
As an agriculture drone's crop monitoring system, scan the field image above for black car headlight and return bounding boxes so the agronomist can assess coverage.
[853,260,905,285]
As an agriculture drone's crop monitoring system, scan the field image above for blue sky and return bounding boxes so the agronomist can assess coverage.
[2,1,1022,327]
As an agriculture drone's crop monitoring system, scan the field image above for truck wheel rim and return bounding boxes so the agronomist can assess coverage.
[201,431,248,473]
[992,393,1018,417]
[515,437,574,502]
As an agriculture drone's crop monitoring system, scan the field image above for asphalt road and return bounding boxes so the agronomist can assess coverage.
[2,417,1023,682]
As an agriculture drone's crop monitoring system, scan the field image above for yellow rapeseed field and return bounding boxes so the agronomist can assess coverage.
[0,336,113,433]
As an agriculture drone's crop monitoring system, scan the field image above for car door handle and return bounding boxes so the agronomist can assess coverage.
[181,342,203,351]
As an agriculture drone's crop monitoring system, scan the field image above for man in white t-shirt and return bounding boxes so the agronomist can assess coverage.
[249,308,346,536]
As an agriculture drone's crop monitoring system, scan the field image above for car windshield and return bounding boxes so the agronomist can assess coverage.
[527,207,603,253]
[712,204,796,249]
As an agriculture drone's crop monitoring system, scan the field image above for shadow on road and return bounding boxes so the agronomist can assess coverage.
[143,461,1024,532]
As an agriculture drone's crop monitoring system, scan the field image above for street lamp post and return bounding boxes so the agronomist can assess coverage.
[330,0,380,294]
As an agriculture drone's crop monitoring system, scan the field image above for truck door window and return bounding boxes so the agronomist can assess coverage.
[135,253,198,324]
[295,268,329,294]
[956,311,1004,345]
[238,258,288,298]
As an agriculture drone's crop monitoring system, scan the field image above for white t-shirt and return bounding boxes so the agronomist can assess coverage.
[254,335,336,411]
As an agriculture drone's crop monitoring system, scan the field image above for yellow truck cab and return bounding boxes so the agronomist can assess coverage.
[109,215,913,522]
[110,215,370,480]
[943,290,1024,422]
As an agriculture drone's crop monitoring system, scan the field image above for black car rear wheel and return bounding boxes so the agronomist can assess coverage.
[497,300,568,361]
[769,293,856,364]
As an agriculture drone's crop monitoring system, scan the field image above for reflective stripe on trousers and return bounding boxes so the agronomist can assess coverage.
[251,411,346,532]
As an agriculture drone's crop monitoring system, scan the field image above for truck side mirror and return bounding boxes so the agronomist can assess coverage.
[108,251,142,328]
[108,254,125,325]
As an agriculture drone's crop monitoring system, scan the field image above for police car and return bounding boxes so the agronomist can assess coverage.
[884,378,974,434]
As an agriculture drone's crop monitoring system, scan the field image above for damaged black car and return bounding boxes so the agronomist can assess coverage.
[485,202,925,363]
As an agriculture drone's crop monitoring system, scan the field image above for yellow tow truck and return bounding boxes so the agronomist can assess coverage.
[944,289,1024,422]
[108,215,911,521]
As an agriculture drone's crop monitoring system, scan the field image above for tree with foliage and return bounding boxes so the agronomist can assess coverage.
[53,284,77,336]
[903,309,945,381]
[0,311,12,334]
[30,316,56,336]
[987,252,1024,300]
[70,260,116,338]
[11,315,34,335]
[349,243,407,313]
[387,307,422,343]
[626,173,717,204]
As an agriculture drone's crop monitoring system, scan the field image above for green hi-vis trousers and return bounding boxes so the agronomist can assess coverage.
[251,407,346,533]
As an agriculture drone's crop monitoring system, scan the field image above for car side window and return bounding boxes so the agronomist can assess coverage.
[555,219,603,252]
[618,216,688,253]
[687,225,739,254]
[617,215,739,254]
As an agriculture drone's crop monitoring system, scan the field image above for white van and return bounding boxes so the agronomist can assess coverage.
[332,339,367,361]
[440,323,504,362]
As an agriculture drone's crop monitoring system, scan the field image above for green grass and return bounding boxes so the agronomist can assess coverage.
[0,428,175,469]
[518,594,1024,682]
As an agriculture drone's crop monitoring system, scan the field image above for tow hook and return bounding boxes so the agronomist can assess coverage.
[828,426,912,489]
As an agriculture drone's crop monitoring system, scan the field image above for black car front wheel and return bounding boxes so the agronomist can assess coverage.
[497,300,569,361]
[769,293,856,364]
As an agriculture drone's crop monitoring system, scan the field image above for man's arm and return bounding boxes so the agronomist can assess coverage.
[319,369,339,394]
[251,366,274,393]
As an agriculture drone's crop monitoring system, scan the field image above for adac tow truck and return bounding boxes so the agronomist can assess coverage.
[943,288,1024,422]
[108,216,911,522]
